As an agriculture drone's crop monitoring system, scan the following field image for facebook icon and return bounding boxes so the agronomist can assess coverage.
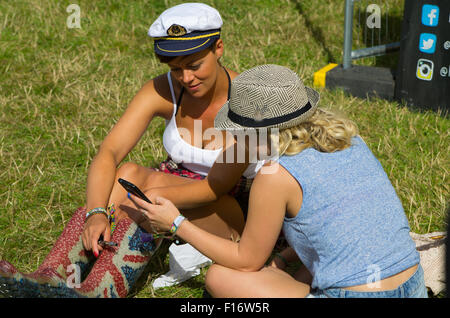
[421,4,439,27]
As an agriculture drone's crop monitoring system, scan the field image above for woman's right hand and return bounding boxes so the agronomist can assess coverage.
[82,214,111,258]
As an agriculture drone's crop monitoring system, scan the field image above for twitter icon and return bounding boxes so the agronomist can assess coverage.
[419,33,437,54]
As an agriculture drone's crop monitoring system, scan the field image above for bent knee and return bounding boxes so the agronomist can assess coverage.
[116,163,162,187]
[116,162,143,181]
[205,264,228,296]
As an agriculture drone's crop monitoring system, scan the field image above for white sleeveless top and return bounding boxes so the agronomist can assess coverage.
[162,72,264,178]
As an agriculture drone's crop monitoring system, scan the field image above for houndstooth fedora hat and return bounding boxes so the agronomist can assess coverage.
[215,64,319,130]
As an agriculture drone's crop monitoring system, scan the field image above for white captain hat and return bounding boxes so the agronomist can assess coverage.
[148,3,223,57]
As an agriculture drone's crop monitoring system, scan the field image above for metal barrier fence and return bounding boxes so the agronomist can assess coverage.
[316,0,448,109]
[343,0,403,69]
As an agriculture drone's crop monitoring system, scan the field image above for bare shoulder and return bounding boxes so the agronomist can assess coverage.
[223,66,239,80]
[131,73,174,120]
[253,162,287,191]
[253,162,301,199]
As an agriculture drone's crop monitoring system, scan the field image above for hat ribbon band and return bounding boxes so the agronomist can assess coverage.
[153,31,220,41]
[156,39,211,53]
[227,102,312,128]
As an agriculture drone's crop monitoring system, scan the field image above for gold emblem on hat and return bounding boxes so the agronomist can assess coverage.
[167,24,187,37]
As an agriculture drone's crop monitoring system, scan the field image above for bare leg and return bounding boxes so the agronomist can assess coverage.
[205,264,310,298]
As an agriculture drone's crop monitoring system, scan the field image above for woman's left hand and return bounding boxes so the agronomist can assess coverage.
[128,193,181,233]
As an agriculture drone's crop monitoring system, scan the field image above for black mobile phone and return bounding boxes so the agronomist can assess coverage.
[118,178,152,204]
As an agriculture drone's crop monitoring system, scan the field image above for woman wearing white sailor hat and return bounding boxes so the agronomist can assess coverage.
[0,2,254,298]
[149,2,223,57]
[79,2,258,293]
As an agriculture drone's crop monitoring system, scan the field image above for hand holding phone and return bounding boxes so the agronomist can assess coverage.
[118,178,152,204]
[98,240,118,247]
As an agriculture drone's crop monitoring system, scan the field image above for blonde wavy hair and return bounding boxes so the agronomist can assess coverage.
[276,107,359,156]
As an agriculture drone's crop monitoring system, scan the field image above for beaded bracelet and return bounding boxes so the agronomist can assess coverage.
[170,215,186,235]
[85,207,109,222]
[107,203,116,234]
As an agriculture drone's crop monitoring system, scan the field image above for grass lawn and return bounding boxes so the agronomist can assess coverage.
[0,0,448,298]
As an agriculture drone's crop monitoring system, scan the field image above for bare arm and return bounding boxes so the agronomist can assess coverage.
[137,162,291,271]
[82,76,172,254]
[85,79,163,210]
[146,135,250,209]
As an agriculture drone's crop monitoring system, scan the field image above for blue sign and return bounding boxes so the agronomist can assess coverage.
[419,33,437,53]
[421,4,439,26]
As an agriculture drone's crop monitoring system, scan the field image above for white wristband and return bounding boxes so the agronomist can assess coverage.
[170,215,186,234]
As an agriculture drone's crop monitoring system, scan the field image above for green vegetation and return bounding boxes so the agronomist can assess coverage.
[0,0,448,298]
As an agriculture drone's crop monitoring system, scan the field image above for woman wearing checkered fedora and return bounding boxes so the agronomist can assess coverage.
[0,3,257,297]
[136,64,427,298]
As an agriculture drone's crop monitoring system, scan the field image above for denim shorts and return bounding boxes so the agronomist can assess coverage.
[306,264,428,298]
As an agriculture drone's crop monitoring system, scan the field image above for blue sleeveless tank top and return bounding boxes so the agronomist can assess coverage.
[279,136,419,290]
